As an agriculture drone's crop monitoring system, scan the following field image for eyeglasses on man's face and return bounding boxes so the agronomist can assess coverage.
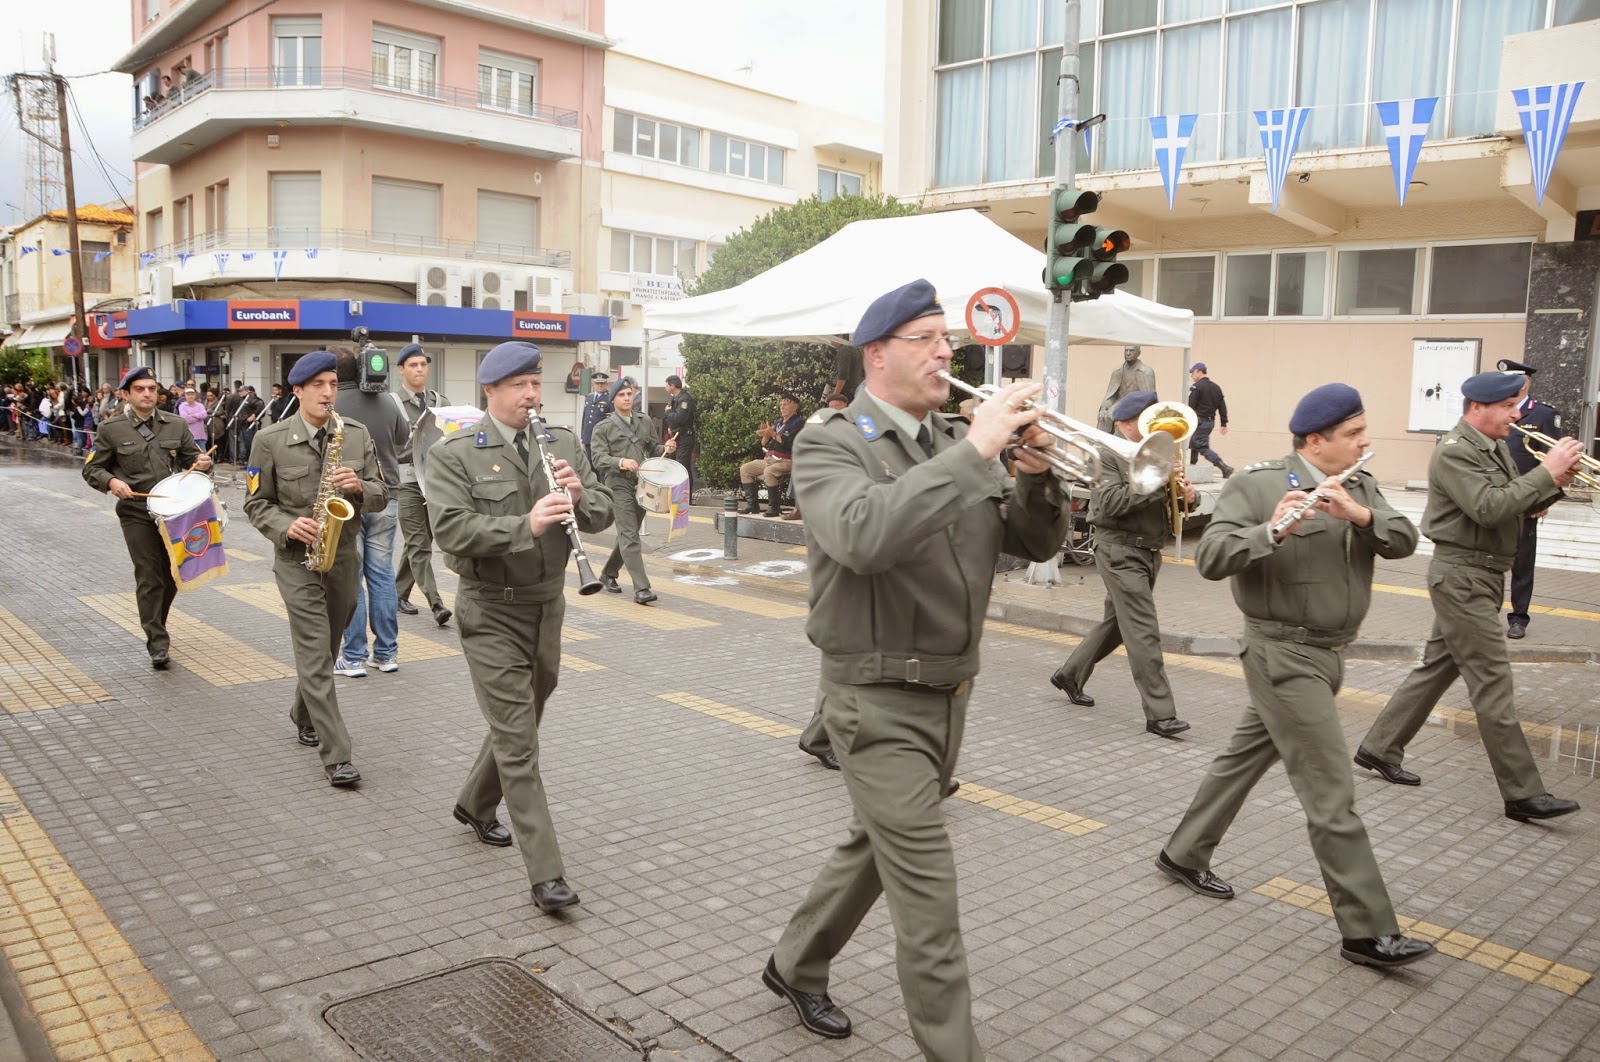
[889,332,958,350]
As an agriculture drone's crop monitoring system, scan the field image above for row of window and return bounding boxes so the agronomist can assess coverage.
[1125,240,1533,319]
[612,112,788,186]
[933,0,1599,186]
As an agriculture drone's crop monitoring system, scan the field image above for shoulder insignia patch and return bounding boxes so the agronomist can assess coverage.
[1287,470,1302,489]
[1443,437,1457,445]
[475,430,489,447]
[806,409,828,424]
[246,467,261,495]
[83,447,95,464]
[856,414,879,440]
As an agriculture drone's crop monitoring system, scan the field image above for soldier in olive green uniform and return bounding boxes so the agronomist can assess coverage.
[427,342,613,914]
[589,377,675,605]
[762,281,1069,1062]
[1358,370,1584,822]
[1049,389,1192,737]
[1159,383,1436,970]
[243,351,388,788]
[83,366,212,668]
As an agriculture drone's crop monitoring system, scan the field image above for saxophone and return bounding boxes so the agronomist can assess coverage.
[302,411,355,572]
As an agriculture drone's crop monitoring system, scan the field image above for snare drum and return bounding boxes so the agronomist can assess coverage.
[635,458,689,513]
[147,472,230,589]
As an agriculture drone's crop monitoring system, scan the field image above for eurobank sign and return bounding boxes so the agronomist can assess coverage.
[121,300,611,344]
[227,300,301,329]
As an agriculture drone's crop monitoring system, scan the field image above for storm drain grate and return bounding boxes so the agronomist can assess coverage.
[325,958,643,1061]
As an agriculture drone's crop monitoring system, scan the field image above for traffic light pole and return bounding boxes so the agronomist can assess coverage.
[1041,0,1081,418]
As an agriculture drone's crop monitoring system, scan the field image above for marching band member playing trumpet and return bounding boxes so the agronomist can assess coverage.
[1049,390,1195,738]
[1158,382,1437,971]
[1357,370,1584,822]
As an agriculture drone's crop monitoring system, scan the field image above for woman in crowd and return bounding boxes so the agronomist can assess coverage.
[178,386,208,449]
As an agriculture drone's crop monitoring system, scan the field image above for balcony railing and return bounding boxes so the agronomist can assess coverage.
[134,66,580,132]
[140,227,572,270]
[4,292,47,324]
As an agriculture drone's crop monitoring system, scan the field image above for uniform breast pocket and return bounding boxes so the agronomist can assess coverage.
[1280,522,1329,582]
[469,479,522,516]
[278,464,314,510]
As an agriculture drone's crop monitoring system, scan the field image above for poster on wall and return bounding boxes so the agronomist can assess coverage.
[1408,338,1481,434]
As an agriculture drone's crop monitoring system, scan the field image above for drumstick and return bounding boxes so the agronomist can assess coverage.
[126,491,171,499]
[181,444,218,477]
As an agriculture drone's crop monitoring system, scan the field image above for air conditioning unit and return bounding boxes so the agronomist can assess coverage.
[143,265,174,306]
[416,263,462,307]
[606,297,631,321]
[526,271,565,314]
[474,268,515,310]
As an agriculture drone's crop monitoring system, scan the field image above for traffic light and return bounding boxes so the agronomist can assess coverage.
[1043,187,1131,301]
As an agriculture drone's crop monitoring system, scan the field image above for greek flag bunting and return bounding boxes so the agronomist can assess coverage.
[272,250,289,281]
[92,250,113,264]
[1253,107,1311,214]
[139,252,156,267]
[19,246,38,256]
[1149,114,1198,210]
[213,252,230,273]
[1513,82,1585,205]
[1375,97,1438,206]
[177,252,192,267]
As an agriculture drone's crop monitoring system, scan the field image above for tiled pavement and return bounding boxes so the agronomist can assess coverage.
[1,450,1599,1061]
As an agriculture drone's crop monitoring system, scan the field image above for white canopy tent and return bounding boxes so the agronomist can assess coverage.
[641,209,1194,349]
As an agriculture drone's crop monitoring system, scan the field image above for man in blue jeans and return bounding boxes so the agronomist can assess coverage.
[330,347,409,677]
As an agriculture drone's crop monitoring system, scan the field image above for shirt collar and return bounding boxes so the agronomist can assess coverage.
[298,412,330,439]
[489,413,526,440]
[861,384,935,440]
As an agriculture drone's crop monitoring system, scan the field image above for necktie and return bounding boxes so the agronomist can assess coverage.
[916,424,934,459]
[514,430,530,468]
[312,427,326,459]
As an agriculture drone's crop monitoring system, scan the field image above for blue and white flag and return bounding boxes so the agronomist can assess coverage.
[19,246,37,256]
[1513,82,1585,205]
[272,250,289,282]
[1375,97,1438,206]
[304,247,319,260]
[213,252,230,273]
[138,252,156,267]
[240,251,256,262]
[177,252,192,267]
[51,248,73,256]
[92,250,113,264]
[1149,114,1198,210]
[1253,107,1311,214]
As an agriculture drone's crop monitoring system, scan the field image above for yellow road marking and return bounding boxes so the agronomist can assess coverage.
[226,548,263,562]
[559,654,604,673]
[644,511,715,526]
[657,692,1105,837]
[0,773,214,1060]
[1255,877,1592,995]
[640,557,807,619]
[0,608,112,715]
[787,546,807,554]
[432,589,598,640]
[77,594,295,687]
[216,583,459,662]
[574,591,717,631]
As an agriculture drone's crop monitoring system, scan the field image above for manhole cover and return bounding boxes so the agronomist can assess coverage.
[325,958,642,1061]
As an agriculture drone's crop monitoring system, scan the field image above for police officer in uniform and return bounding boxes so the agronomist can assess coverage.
[392,343,452,627]
[1186,362,1234,478]
[1157,383,1436,970]
[1049,390,1194,738]
[579,370,611,459]
[83,366,213,668]
[243,351,388,788]
[1357,370,1583,821]
[762,280,1069,1060]
[589,377,675,604]
[426,342,613,913]
[1497,358,1564,639]
[663,374,699,495]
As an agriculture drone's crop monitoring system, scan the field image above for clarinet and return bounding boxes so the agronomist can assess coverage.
[525,408,605,595]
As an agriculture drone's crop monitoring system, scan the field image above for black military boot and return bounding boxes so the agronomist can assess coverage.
[739,481,760,514]
[765,483,784,517]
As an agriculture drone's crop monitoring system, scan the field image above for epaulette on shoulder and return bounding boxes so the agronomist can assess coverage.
[808,407,850,425]
[544,424,575,436]
[1240,459,1286,474]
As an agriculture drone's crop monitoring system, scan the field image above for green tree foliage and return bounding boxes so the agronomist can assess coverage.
[0,348,57,387]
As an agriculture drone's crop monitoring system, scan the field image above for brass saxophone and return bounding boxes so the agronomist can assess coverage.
[303,411,355,572]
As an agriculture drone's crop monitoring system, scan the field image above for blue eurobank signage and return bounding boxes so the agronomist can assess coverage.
[122,299,612,343]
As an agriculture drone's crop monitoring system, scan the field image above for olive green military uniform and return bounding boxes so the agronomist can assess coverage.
[1054,446,1177,722]
[773,391,1070,1062]
[243,415,388,767]
[427,417,612,889]
[589,410,665,593]
[82,408,204,657]
[1166,453,1418,939]
[1360,420,1563,801]
[394,388,443,610]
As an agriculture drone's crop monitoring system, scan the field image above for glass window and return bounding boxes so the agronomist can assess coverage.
[1451,0,1542,137]
[1369,0,1450,142]
[936,67,983,185]
[1230,0,1284,9]
[1427,243,1531,315]
[1120,258,1153,300]
[1297,0,1369,151]
[987,54,1036,181]
[818,170,838,200]
[1160,21,1221,163]
[1555,0,1600,24]
[635,118,655,157]
[681,128,701,167]
[1157,256,1216,316]
[748,143,766,181]
[990,0,1038,53]
[1100,33,1155,169]
[1223,253,1271,317]
[1103,0,1155,34]
[1166,0,1224,19]
[82,242,112,293]
[1037,44,1095,176]
[677,240,697,278]
[478,50,538,114]
[610,230,630,271]
[767,149,784,184]
[939,0,984,63]
[371,29,440,96]
[1043,0,1097,42]
[1274,251,1327,316]
[1223,8,1291,160]
[1336,248,1420,315]
[728,139,747,176]
[658,122,678,161]
[272,19,322,87]
[632,234,652,271]
[613,112,632,154]
[709,134,727,173]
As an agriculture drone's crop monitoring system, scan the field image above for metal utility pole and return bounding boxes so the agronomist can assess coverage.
[54,74,88,394]
[1041,0,1081,418]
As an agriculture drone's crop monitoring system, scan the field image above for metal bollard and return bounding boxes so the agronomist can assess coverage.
[722,492,739,560]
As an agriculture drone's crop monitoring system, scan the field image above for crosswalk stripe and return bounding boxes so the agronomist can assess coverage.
[0,607,113,714]
[215,584,460,661]
[77,594,295,686]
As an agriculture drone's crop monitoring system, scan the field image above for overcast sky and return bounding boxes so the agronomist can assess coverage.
[0,0,886,227]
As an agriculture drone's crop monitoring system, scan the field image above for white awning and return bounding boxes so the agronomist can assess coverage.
[0,319,73,349]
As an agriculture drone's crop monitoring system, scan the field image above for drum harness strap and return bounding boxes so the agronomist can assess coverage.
[607,413,648,475]
[130,413,176,521]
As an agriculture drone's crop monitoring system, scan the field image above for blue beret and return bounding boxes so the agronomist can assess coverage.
[1190,362,1207,373]
[851,279,944,347]
[397,342,430,366]
[1112,390,1158,422]
[1461,370,1525,404]
[119,366,155,389]
[287,350,337,387]
[476,342,542,385]
[1289,383,1364,436]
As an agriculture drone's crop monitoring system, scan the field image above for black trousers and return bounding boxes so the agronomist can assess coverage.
[1189,419,1225,468]
[1507,517,1538,627]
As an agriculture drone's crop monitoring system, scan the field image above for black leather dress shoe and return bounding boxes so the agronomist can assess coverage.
[601,576,622,594]
[943,780,961,798]
[762,956,851,1039]
[432,603,452,627]
[1340,935,1436,969]
[1353,747,1421,786]
[1049,668,1094,706]
[1155,850,1234,899]
[397,599,419,615]
[297,726,320,748]
[531,878,580,912]
[1147,718,1191,738]
[635,589,658,605]
[325,762,361,787]
[453,804,513,846]
[1507,622,1527,640]
[150,650,170,670]
[804,748,840,771]
[1505,794,1580,822]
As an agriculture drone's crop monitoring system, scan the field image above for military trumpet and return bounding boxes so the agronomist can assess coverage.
[1511,425,1600,490]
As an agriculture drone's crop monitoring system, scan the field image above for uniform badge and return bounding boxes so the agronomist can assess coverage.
[856,414,879,440]
[246,467,261,495]
[492,464,501,473]
[1287,471,1301,489]
[82,447,95,465]
[475,430,489,447]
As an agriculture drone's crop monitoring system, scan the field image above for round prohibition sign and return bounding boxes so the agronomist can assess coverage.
[965,288,1021,346]
[62,334,84,356]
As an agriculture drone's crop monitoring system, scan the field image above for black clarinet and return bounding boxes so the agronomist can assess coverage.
[525,409,604,595]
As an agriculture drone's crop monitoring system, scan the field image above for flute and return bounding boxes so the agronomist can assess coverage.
[1271,451,1375,537]
[525,408,605,595]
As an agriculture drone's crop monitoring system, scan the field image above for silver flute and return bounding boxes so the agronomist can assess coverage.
[1270,451,1375,536]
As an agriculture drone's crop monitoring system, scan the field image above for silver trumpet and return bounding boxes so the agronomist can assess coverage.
[936,372,1176,492]
[1270,451,1375,536]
